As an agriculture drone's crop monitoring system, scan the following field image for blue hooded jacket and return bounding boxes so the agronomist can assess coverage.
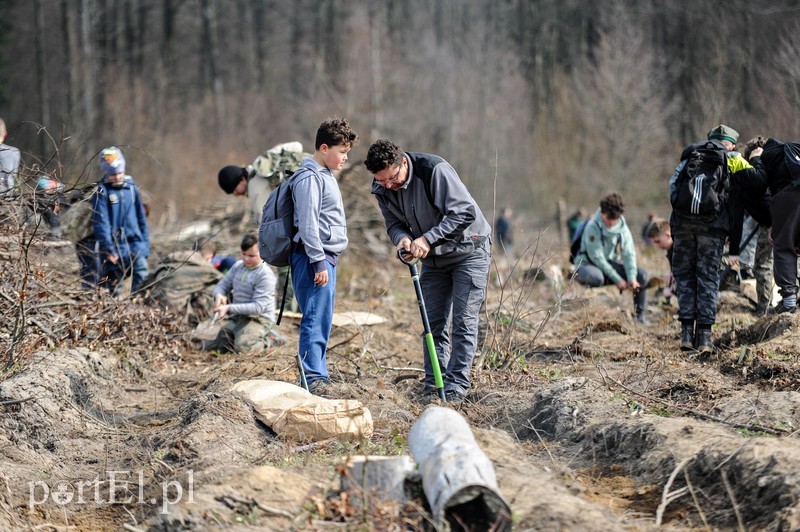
[92,175,150,261]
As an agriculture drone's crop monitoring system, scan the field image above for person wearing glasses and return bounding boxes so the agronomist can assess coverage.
[364,139,491,404]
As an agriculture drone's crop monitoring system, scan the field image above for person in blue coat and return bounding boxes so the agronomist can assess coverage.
[92,147,150,296]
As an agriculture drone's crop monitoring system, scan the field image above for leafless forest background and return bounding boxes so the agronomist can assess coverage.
[2,0,800,228]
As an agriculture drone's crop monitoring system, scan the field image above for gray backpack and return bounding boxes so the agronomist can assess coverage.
[257,172,299,268]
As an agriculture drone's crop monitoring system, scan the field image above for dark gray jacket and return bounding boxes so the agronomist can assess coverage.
[372,152,490,268]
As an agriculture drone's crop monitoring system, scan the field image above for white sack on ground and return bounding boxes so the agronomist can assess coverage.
[232,380,373,442]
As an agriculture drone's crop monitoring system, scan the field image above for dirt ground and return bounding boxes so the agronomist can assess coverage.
[2,211,800,531]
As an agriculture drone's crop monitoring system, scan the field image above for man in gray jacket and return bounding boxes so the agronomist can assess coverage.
[364,139,491,403]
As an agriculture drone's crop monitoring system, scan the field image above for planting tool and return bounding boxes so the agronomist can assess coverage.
[297,352,310,392]
[398,250,445,401]
[193,311,220,340]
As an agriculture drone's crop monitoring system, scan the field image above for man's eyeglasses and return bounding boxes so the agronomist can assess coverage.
[375,165,402,185]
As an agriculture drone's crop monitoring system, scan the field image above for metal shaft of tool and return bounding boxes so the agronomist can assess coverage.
[297,352,309,392]
[409,263,446,400]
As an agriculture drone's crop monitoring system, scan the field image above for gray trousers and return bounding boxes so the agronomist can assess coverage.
[419,244,490,395]
[753,225,775,312]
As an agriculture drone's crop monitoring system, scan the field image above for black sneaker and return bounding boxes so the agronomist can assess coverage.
[307,379,332,398]
[416,388,441,405]
[768,302,798,315]
[680,324,694,351]
[444,390,466,404]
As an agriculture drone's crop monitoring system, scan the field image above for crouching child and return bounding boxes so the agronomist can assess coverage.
[202,233,287,353]
[573,192,649,323]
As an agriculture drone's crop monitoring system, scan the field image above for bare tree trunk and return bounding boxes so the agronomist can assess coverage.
[80,0,97,161]
[155,0,177,144]
[200,0,224,134]
[250,0,267,88]
[368,1,384,138]
[34,0,51,157]
[124,0,136,83]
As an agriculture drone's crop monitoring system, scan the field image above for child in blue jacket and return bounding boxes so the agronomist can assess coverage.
[92,147,150,296]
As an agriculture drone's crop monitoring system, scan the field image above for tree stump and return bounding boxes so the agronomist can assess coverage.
[340,455,416,502]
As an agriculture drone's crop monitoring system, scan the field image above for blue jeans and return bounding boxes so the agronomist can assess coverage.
[291,250,336,384]
[419,244,490,395]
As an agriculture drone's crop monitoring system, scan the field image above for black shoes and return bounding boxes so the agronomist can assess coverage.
[680,324,694,351]
[679,324,712,353]
[444,389,466,404]
[768,301,798,315]
[695,329,713,354]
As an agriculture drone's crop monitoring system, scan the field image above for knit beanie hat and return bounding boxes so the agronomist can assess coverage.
[707,124,739,144]
[36,176,60,192]
[100,147,126,177]
[218,165,246,194]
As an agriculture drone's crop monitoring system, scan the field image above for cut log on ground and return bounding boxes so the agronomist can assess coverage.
[408,406,512,531]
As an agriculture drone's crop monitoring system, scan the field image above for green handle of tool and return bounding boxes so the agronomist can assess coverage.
[425,333,445,399]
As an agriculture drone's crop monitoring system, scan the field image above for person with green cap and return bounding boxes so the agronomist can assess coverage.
[668,124,765,354]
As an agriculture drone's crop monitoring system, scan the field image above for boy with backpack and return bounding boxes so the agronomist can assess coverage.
[92,147,151,296]
[289,118,358,396]
[573,192,649,324]
[669,125,765,352]
[202,233,286,353]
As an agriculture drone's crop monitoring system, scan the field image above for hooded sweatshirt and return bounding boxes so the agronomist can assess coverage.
[574,209,637,285]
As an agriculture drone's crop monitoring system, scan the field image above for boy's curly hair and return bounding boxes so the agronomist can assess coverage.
[363,139,404,173]
[315,117,358,150]
[599,192,625,219]
[744,135,767,160]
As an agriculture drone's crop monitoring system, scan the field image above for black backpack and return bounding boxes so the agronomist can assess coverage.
[671,140,729,219]
[783,140,800,187]
[569,219,590,264]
